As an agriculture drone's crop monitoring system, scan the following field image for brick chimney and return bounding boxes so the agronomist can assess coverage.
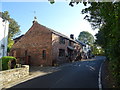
[70,34,74,40]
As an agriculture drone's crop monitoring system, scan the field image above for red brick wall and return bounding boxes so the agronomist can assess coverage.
[52,33,82,64]
[52,33,72,64]
[11,22,53,66]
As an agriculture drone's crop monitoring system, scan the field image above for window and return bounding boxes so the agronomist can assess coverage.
[59,36,65,44]
[69,41,72,46]
[59,49,65,57]
[25,50,27,56]
[42,50,46,59]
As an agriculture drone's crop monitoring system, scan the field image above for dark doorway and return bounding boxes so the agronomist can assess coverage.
[67,48,73,62]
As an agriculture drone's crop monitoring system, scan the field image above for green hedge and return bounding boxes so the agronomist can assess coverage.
[0,56,17,70]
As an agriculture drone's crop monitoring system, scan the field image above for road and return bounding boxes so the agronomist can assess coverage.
[9,56,106,88]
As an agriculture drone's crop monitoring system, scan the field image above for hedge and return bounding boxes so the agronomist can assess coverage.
[0,56,17,70]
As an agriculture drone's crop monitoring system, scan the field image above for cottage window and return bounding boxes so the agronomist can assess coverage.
[59,49,65,57]
[69,41,72,46]
[59,36,65,44]
[42,50,46,59]
[25,50,27,56]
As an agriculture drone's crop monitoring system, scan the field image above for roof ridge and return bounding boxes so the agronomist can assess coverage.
[37,23,76,42]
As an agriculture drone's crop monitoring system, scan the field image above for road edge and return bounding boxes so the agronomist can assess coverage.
[98,58,106,90]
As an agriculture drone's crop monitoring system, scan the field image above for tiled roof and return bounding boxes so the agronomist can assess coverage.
[13,35,24,40]
[41,23,77,43]
[75,39,86,46]
[14,21,78,43]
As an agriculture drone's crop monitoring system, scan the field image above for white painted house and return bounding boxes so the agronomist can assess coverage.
[0,17,9,58]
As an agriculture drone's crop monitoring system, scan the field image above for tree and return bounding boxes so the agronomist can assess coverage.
[91,44,105,55]
[48,0,55,4]
[48,1,120,87]
[78,31,94,45]
[81,2,120,87]
[1,11,21,52]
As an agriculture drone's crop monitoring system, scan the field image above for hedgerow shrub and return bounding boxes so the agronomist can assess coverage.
[1,56,17,70]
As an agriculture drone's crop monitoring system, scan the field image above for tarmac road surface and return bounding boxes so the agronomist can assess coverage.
[9,56,106,88]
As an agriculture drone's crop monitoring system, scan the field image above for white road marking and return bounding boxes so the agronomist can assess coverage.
[98,59,105,90]
[89,66,95,70]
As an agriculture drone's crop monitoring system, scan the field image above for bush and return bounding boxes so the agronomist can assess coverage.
[1,56,17,70]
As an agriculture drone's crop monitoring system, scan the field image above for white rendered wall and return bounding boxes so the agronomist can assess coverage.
[0,17,9,58]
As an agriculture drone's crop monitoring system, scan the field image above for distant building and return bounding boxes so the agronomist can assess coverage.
[10,18,82,66]
[75,39,92,59]
[82,44,92,59]
[0,16,9,58]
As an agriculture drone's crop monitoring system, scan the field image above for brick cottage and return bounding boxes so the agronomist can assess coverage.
[10,18,82,66]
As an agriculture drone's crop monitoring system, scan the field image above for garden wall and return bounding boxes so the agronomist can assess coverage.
[0,65,29,88]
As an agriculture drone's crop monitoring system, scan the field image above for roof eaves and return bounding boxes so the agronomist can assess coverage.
[75,39,86,46]
[13,35,24,40]
[38,23,77,43]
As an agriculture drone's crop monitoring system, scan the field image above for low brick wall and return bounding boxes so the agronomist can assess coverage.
[0,65,29,87]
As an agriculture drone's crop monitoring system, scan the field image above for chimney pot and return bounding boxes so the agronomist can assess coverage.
[70,34,74,40]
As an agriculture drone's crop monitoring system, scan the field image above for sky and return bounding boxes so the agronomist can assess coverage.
[1,1,98,39]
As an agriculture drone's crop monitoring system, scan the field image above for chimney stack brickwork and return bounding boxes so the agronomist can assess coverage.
[70,34,74,40]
